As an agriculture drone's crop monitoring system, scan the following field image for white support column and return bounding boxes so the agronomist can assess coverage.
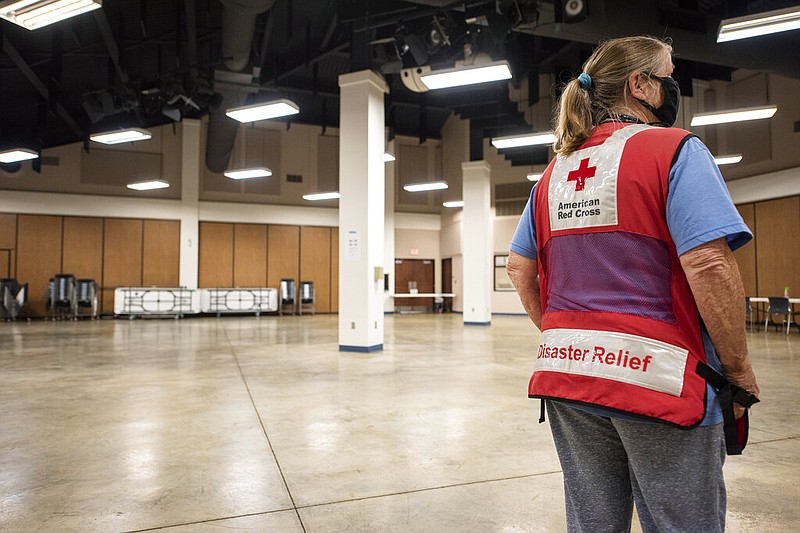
[338,70,388,352]
[179,119,201,289]
[462,160,492,325]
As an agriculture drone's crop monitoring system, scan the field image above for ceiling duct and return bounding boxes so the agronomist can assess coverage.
[206,0,277,174]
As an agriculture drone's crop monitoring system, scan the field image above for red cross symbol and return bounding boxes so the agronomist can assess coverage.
[567,158,596,192]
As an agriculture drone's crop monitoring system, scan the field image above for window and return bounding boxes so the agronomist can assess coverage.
[494,254,514,291]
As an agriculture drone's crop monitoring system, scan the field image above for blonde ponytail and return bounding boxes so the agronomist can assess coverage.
[554,78,594,156]
[552,36,673,156]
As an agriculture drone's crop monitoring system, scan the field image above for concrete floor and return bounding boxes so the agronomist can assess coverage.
[1,314,798,532]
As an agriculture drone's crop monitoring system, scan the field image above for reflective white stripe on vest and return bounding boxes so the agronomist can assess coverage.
[535,328,688,396]
[549,124,650,231]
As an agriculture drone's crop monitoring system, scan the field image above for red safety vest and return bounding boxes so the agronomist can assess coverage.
[530,122,707,428]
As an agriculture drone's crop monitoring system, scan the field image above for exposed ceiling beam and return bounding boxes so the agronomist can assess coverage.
[1,35,83,138]
[184,0,198,84]
[93,10,129,84]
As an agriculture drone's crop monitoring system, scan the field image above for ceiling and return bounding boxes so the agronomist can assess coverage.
[1,0,799,170]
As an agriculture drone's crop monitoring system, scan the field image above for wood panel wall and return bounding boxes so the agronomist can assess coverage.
[143,220,181,286]
[102,219,144,312]
[734,204,757,296]
[62,217,104,284]
[300,226,332,312]
[753,197,800,297]
[267,225,300,291]
[0,213,16,279]
[0,250,9,278]
[198,222,234,288]
[3,213,181,317]
[196,223,338,312]
[234,224,267,287]
[16,215,63,316]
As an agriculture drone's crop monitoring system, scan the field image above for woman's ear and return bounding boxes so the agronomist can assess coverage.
[628,71,648,100]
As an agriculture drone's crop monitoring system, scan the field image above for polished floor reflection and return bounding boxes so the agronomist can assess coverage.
[1,314,797,532]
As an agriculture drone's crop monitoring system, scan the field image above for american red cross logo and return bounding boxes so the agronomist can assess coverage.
[567,158,596,191]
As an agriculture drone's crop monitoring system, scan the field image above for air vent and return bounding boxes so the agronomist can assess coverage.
[287,174,302,183]
[41,156,60,166]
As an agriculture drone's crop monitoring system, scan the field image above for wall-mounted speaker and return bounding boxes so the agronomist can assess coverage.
[555,0,588,24]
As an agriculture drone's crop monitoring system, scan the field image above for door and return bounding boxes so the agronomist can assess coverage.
[441,257,452,312]
[394,258,434,311]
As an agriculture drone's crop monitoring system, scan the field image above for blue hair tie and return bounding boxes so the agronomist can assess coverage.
[578,72,592,90]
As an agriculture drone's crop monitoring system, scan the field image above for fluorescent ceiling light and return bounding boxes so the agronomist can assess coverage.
[127,179,169,191]
[303,191,341,201]
[224,167,272,179]
[226,99,299,123]
[383,152,396,162]
[713,154,743,165]
[717,6,800,42]
[527,172,543,182]
[419,61,512,90]
[90,128,152,145]
[690,105,777,126]
[403,181,448,192]
[0,148,38,163]
[0,0,102,30]
[443,200,464,208]
[492,132,556,149]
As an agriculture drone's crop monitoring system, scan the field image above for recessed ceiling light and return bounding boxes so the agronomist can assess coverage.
[126,179,169,191]
[443,200,464,208]
[225,99,300,123]
[491,132,556,149]
[717,6,800,42]
[90,128,152,145]
[690,105,777,126]
[0,148,38,163]
[223,167,272,179]
[0,0,103,31]
[403,181,448,192]
[303,191,341,201]
[419,61,512,90]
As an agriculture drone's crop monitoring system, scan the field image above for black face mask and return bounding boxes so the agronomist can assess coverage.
[637,75,680,127]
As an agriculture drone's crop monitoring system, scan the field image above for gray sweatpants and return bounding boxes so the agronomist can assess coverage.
[546,400,727,533]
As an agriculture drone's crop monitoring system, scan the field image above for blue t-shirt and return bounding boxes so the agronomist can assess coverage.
[510,136,752,426]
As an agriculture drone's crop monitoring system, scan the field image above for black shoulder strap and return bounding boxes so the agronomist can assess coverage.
[696,361,760,455]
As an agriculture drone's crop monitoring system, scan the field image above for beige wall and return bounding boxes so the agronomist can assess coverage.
[0,125,182,200]
[695,72,800,181]
[492,215,526,314]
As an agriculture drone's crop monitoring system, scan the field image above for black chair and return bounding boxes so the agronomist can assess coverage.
[299,281,315,315]
[74,279,98,319]
[1,278,27,320]
[765,297,791,334]
[745,297,755,332]
[47,274,76,319]
[280,278,296,316]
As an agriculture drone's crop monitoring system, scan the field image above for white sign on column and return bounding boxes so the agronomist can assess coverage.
[462,160,492,325]
[338,70,388,352]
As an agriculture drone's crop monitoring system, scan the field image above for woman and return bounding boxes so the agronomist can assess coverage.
[507,36,759,532]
